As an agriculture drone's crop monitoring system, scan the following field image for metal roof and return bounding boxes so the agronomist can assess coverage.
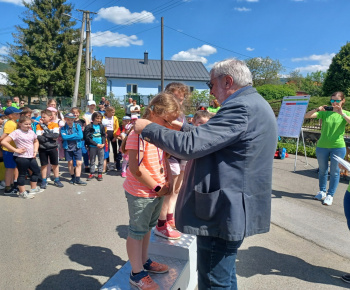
[105,57,210,81]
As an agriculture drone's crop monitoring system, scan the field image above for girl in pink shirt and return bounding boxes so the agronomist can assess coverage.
[122,93,181,289]
[1,116,42,199]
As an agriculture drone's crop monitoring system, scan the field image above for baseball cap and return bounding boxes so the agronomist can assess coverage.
[4,107,22,115]
[122,116,131,120]
[47,107,57,112]
[64,112,75,119]
[186,114,194,118]
[88,100,96,106]
[131,115,138,120]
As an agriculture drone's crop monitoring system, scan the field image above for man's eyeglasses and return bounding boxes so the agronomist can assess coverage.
[330,100,341,103]
[206,75,225,90]
[163,118,173,127]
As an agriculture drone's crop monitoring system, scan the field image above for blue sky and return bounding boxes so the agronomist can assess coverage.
[0,0,349,76]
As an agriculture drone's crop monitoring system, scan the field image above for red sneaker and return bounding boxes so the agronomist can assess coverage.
[143,258,169,273]
[167,217,177,230]
[154,222,181,240]
[121,172,126,178]
[97,174,103,181]
[86,174,94,181]
[130,271,160,290]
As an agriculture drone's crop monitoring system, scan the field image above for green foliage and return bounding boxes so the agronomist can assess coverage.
[323,42,350,96]
[246,57,285,87]
[256,84,296,100]
[184,89,211,113]
[287,69,304,89]
[300,71,326,97]
[278,142,316,158]
[5,0,79,97]
[0,62,10,72]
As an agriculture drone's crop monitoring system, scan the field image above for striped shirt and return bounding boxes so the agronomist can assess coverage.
[123,130,167,198]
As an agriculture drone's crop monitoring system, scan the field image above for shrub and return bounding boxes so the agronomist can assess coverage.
[257,84,296,100]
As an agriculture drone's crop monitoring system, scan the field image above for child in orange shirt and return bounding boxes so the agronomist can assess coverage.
[122,93,180,289]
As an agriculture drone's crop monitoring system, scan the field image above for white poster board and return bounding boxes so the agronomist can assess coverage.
[277,95,310,138]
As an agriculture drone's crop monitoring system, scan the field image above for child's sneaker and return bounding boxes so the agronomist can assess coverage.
[69,177,76,184]
[87,174,95,181]
[97,174,103,181]
[18,191,35,199]
[30,187,44,194]
[154,222,181,240]
[143,258,169,274]
[121,172,126,178]
[40,180,48,189]
[54,180,64,188]
[4,187,18,196]
[129,270,159,290]
[167,218,177,230]
[75,179,87,186]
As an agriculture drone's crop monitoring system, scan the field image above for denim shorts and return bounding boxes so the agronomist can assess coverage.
[64,148,82,162]
[3,150,16,169]
[125,191,164,240]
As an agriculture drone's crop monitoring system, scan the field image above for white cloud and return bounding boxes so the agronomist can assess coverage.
[0,46,8,55]
[292,53,335,73]
[246,47,254,51]
[96,6,155,25]
[91,31,143,47]
[0,0,31,6]
[171,45,217,64]
[234,7,251,12]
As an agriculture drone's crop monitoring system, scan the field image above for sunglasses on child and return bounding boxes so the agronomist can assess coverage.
[330,100,341,103]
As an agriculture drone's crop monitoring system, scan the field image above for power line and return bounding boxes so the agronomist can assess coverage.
[90,0,184,40]
[164,24,296,71]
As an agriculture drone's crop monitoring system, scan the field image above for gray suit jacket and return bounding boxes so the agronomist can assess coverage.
[141,87,278,241]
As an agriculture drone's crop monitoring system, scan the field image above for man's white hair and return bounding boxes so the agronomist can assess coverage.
[211,58,252,88]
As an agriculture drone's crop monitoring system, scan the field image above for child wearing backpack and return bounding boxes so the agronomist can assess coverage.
[84,112,106,181]
[61,112,86,186]
[123,93,180,289]
[36,109,64,189]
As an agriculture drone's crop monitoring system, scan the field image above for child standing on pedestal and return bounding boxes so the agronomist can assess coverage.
[123,93,180,289]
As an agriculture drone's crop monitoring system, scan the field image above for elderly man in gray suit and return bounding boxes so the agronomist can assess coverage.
[134,58,278,289]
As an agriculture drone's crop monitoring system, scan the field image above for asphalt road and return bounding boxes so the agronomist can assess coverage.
[1,156,350,289]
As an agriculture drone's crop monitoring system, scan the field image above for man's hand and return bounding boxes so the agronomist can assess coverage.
[134,119,152,134]
[97,144,105,148]
[156,184,170,197]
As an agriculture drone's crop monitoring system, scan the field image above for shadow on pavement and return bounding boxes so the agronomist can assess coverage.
[36,244,126,290]
[272,190,315,200]
[293,169,350,185]
[116,224,129,240]
[236,246,349,288]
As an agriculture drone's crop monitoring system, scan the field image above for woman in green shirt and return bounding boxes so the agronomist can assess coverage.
[305,91,350,206]
[208,99,221,114]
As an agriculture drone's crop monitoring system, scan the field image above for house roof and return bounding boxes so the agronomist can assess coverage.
[105,57,210,81]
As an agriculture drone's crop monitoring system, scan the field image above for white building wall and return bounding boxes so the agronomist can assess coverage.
[107,78,208,105]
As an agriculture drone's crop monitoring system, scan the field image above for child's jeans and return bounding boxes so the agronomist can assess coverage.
[89,147,104,173]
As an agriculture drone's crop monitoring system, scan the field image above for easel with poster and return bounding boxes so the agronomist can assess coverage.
[276,95,311,172]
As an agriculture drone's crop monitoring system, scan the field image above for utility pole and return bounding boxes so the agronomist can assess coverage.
[72,13,85,107]
[76,9,97,104]
[161,17,164,91]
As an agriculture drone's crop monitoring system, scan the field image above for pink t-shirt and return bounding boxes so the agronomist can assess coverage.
[9,129,37,158]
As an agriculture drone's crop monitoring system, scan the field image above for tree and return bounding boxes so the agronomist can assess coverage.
[5,0,79,98]
[246,57,284,87]
[287,69,303,90]
[301,71,326,97]
[184,89,211,113]
[323,42,350,96]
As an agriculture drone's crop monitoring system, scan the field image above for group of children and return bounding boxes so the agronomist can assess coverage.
[0,99,134,199]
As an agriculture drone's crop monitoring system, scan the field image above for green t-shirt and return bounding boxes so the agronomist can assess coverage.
[316,110,349,148]
[208,106,220,113]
